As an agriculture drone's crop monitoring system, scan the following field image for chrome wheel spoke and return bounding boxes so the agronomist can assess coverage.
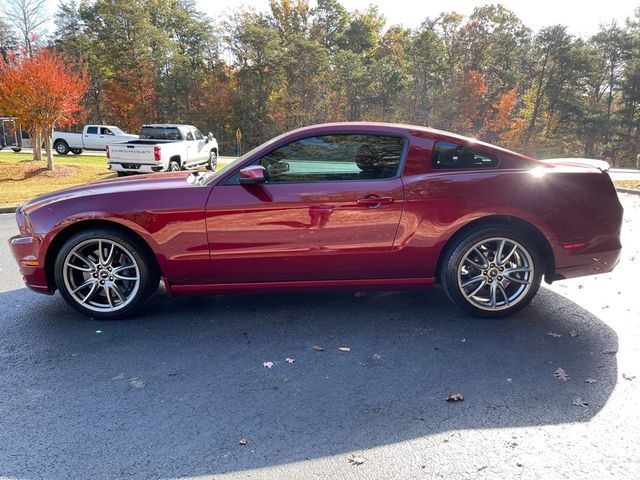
[497,283,510,306]
[499,244,518,266]
[80,282,99,304]
[109,284,126,303]
[496,239,506,264]
[489,282,497,308]
[71,278,96,294]
[461,275,484,288]
[466,279,486,298]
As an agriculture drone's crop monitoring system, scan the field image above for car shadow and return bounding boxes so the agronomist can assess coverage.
[0,285,618,479]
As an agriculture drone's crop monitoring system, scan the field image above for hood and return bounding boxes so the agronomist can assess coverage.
[20,172,195,215]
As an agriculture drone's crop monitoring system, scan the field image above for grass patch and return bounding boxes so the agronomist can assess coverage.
[0,151,233,208]
[614,180,640,191]
[0,152,113,208]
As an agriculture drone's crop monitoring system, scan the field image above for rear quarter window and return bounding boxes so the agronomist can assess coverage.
[432,141,499,169]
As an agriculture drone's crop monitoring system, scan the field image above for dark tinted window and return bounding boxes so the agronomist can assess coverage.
[246,134,404,183]
[194,129,204,140]
[86,126,98,135]
[431,141,498,169]
[101,127,114,135]
[139,127,183,140]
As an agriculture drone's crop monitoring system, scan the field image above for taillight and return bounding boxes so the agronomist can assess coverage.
[154,146,161,161]
[106,145,110,159]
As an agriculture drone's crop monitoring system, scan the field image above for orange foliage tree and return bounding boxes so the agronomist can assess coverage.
[0,48,88,169]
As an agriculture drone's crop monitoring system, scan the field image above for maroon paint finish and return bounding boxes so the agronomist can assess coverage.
[8,122,623,298]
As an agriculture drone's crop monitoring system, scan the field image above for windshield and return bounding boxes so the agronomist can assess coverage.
[109,127,125,135]
[203,132,291,185]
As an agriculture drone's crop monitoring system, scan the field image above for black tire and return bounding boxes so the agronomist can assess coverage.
[440,226,543,318]
[53,228,159,319]
[12,147,22,153]
[71,148,83,155]
[54,140,70,155]
[116,171,129,177]
[168,160,181,172]
[206,150,217,171]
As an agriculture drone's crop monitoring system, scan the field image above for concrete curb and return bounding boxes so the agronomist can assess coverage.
[0,207,16,214]
[616,188,640,196]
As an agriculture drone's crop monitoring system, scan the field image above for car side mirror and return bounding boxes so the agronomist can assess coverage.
[239,165,267,185]
[207,132,214,141]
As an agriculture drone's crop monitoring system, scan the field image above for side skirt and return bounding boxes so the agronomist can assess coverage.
[164,277,435,297]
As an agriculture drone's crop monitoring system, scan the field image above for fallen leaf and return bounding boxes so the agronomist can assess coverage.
[547,331,562,338]
[569,330,579,337]
[516,463,524,467]
[348,455,365,465]
[623,373,636,381]
[285,357,295,364]
[239,438,248,446]
[554,368,570,381]
[572,398,588,407]
[446,393,464,402]
[354,292,366,298]
[312,345,325,352]
[338,347,351,352]
[263,361,274,369]
[506,378,513,383]
[585,378,598,384]
[461,338,466,343]
[372,353,382,360]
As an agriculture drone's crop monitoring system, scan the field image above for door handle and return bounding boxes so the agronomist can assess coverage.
[356,196,394,208]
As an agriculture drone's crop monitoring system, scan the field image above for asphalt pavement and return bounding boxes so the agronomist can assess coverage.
[0,195,639,479]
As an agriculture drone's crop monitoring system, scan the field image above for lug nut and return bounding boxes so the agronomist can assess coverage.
[498,276,503,281]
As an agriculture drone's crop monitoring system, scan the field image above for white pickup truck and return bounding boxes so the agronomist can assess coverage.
[53,125,138,155]
[107,124,218,176]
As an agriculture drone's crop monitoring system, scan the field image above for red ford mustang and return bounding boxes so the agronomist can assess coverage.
[8,122,623,319]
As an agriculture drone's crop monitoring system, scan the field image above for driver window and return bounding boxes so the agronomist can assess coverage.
[252,134,404,183]
[101,128,114,135]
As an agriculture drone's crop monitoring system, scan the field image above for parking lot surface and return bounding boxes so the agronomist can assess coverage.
[0,194,638,479]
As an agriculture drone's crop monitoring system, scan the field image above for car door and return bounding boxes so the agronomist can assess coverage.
[193,128,207,163]
[205,133,407,283]
[83,126,100,149]
[95,127,115,150]
[184,128,198,166]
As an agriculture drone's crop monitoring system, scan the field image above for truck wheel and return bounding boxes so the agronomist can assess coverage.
[116,172,129,177]
[206,150,218,171]
[12,148,22,153]
[54,141,70,155]
[168,161,181,172]
[71,148,83,155]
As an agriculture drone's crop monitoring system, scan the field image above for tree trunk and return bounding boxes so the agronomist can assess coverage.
[44,128,54,171]
[31,129,42,162]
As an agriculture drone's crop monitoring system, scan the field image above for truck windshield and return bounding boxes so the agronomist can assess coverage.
[140,127,183,140]
[110,127,125,135]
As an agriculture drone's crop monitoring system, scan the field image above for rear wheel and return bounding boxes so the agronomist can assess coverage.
[54,229,159,319]
[168,160,181,172]
[71,148,83,155]
[54,141,70,155]
[206,150,217,171]
[440,226,542,318]
[116,171,129,177]
[12,147,22,153]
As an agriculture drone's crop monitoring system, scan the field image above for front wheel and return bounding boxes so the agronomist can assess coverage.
[440,227,542,318]
[206,150,217,171]
[12,147,22,153]
[54,229,159,319]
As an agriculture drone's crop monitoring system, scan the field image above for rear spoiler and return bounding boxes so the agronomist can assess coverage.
[541,158,610,172]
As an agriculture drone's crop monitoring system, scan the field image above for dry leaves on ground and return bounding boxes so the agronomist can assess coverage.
[338,347,351,352]
[585,378,598,384]
[285,357,295,364]
[446,393,464,402]
[547,331,562,338]
[554,368,570,381]
[312,345,325,352]
[239,438,248,446]
[572,398,589,407]
[623,373,636,381]
[263,361,274,369]
[348,455,365,465]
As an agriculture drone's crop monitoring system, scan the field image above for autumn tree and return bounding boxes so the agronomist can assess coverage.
[0,48,88,169]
